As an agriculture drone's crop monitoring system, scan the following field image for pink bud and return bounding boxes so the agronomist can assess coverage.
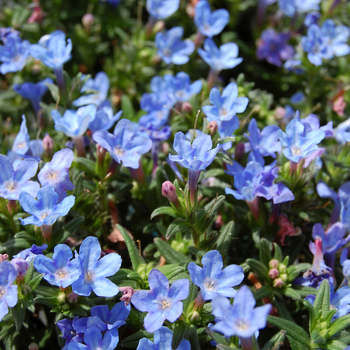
[269,259,279,269]
[119,286,135,305]
[268,268,279,279]
[207,121,218,136]
[28,343,39,350]
[0,254,8,263]
[82,14,94,32]
[42,134,54,153]
[273,278,284,288]
[274,107,286,120]
[182,102,193,114]
[162,181,178,203]
[235,142,245,162]
[68,292,78,303]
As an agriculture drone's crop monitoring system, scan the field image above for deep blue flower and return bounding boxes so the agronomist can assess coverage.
[188,250,244,301]
[277,118,325,163]
[164,72,202,103]
[14,78,53,115]
[73,72,110,107]
[301,24,333,66]
[19,186,75,226]
[30,30,72,69]
[298,113,333,137]
[0,156,39,200]
[57,317,83,345]
[51,105,97,138]
[278,0,321,17]
[13,244,47,262]
[89,102,122,133]
[203,83,248,127]
[211,285,272,338]
[67,327,115,350]
[194,1,229,38]
[0,261,18,322]
[38,148,75,202]
[93,119,152,169]
[0,33,31,74]
[304,11,320,26]
[131,269,189,333]
[147,0,180,19]
[244,119,281,158]
[71,236,122,297]
[137,327,191,350]
[257,29,294,67]
[155,27,195,65]
[34,244,80,288]
[198,39,243,72]
[139,93,172,129]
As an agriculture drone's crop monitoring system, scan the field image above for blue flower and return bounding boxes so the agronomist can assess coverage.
[131,269,189,333]
[67,327,115,350]
[38,148,75,202]
[203,83,248,127]
[137,327,191,350]
[278,0,321,17]
[257,29,294,67]
[14,78,53,115]
[13,244,47,262]
[164,72,202,103]
[51,105,97,138]
[188,250,244,301]
[146,0,180,19]
[0,261,18,322]
[93,119,152,169]
[198,39,243,72]
[321,19,350,57]
[284,54,303,74]
[0,33,31,74]
[0,156,39,200]
[301,24,333,66]
[277,118,325,163]
[34,244,80,288]
[244,119,281,158]
[211,285,272,338]
[304,11,320,27]
[194,1,229,38]
[155,27,195,65]
[0,28,19,42]
[219,119,240,151]
[341,249,350,283]
[89,104,122,133]
[71,236,122,297]
[57,317,83,345]
[73,72,110,107]
[30,30,72,69]
[19,186,75,226]
[334,118,350,145]
[11,115,30,157]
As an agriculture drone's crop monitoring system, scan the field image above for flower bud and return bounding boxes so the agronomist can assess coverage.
[280,273,288,282]
[153,20,165,34]
[42,134,54,155]
[119,286,136,305]
[0,254,8,263]
[235,142,245,162]
[269,259,279,269]
[278,263,287,274]
[68,292,78,303]
[82,14,94,32]
[11,258,29,279]
[28,343,39,350]
[207,121,218,136]
[182,102,193,114]
[268,268,279,279]
[162,181,178,203]
[274,107,286,120]
[273,278,284,288]
[57,293,66,304]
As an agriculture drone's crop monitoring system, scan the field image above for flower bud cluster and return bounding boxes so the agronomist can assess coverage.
[268,259,288,288]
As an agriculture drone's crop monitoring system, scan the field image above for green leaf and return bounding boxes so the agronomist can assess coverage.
[150,206,178,220]
[328,314,350,338]
[254,285,274,300]
[10,301,26,331]
[202,168,225,180]
[156,264,186,281]
[172,322,190,349]
[183,281,198,311]
[313,280,330,318]
[287,336,307,350]
[0,238,31,252]
[320,340,349,350]
[54,216,84,245]
[45,82,59,102]
[28,273,43,291]
[74,157,97,176]
[262,330,286,350]
[267,316,311,348]
[274,298,294,322]
[303,300,315,333]
[246,258,270,282]
[216,221,234,257]
[292,285,317,298]
[187,325,201,350]
[287,263,311,282]
[273,243,283,262]
[117,224,145,270]
[121,330,153,348]
[166,219,192,239]
[282,287,301,300]
[154,238,192,264]
[206,328,229,345]
[0,321,15,341]
[121,95,136,121]
[260,238,272,267]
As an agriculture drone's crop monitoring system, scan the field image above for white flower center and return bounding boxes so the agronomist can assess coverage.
[4,180,18,192]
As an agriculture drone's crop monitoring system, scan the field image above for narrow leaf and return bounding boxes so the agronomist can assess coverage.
[328,314,350,338]
[154,238,192,264]
[262,330,286,350]
[150,206,177,220]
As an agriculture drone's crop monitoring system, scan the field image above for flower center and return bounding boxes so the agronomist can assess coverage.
[55,268,69,281]
[4,180,18,192]
[114,147,124,157]
[157,297,172,310]
[203,277,217,291]
[13,55,22,62]
[235,320,249,330]
[48,170,57,180]
[16,142,26,148]
[291,145,302,156]
[0,287,6,301]
[84,270,95,284]
[40,211,50,221]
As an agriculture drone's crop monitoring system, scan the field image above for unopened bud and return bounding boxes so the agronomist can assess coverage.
[273,278,284,288]
[274,107,286,120]
[235,142,245,162]
[268,268,279,279]
[43,134,54,155]
[182,102,193,114]
[162,181,178,203]
[278,263,287,274]
[68,292,78,303]
[57,293,66,304]
[189,310,201,322]
[0,254,8,263]
[269,259,279,269]
[82,14,94,32]
[119,286,136,305]
[28,343,39,350]
[153,20,165,34]
[207,121,218,136]
[280,273,288,282]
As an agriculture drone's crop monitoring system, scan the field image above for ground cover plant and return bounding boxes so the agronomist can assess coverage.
[1,0,350,349]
